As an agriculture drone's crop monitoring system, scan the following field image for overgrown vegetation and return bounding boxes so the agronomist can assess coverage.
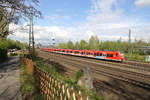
[20,57,44,100]
[0,39,28,62]
[58,35,150,61]
[34,57,108,100]
[0,40,8,62]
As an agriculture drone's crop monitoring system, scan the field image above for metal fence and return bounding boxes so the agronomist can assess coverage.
[23,58,90,100]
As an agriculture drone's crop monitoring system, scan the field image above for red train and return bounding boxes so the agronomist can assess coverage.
[40,48,124,62]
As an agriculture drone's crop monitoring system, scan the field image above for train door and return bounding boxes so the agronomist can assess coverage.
[91,52,94,57]
[103,52,106,59]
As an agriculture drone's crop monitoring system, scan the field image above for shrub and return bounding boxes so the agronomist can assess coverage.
[75,69,84,81]
[0,40,8,62]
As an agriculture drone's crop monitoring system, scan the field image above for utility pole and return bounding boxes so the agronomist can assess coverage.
[128,29,131,59]
[29,15,32,55]
[28,7,35,59]
[31,8,35,56]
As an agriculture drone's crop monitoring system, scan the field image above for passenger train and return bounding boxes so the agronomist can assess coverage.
[40,48,124,62]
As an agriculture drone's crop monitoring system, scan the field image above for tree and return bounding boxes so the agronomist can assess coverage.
[67,40,73,49]
[74,41,80,49]
[88,35,100,50]
[58,43,67,49]
[79,40,88,50]
[0,0,42,40]
[0,7,9,39]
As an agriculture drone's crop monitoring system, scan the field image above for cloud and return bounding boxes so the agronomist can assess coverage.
[87,0,122,23]
[8,24,72,45]
[8,22,150,46]
[81,0,150,42]
[135,0,150,7]
[84,0,124,34]
[8,0,150,45]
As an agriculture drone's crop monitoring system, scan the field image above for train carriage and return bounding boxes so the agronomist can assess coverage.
[40,48,124,62]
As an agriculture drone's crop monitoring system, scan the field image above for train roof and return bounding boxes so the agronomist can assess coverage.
[47,48,123,53]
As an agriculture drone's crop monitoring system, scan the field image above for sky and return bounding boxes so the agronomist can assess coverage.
[8,0,150,45]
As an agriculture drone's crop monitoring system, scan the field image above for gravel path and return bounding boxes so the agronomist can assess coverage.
[0,57,22,100]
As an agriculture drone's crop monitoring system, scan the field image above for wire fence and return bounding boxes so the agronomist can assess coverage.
[23,58,90,100]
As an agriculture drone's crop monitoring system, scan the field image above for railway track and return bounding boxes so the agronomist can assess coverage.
[123,60,150,68]
[38,50,150,88]
[50,53,150,88]
[38,50,150,100]
[93,79,134,100]
[53,52,150,72]
[50,52,150,75]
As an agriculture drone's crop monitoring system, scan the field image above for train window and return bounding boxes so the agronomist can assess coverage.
[100,53,102,56]
[94,53,97,56]
[91,52,93,55]
[110,54,113,57]
[107,54,110,57]
[103,53,106,56]
[116,53,118,56]
[97,53,99,56]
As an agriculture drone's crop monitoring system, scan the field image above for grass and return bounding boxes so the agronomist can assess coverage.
[20,57,44,100]
[34,57,109,100]
[124,53,146,61]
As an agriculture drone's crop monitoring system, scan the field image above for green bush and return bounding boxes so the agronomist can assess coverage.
[75,69,84,81]
[0,39,28,62]
[0,40,8,62]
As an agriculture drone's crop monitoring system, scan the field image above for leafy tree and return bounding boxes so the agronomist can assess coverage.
[79,40,88,50]
[57,35,150,59]
[67,40,74,49]
[74,41,80,49]
[89,35,100,50]
[58,43,67,49]
[0,0,42,40]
